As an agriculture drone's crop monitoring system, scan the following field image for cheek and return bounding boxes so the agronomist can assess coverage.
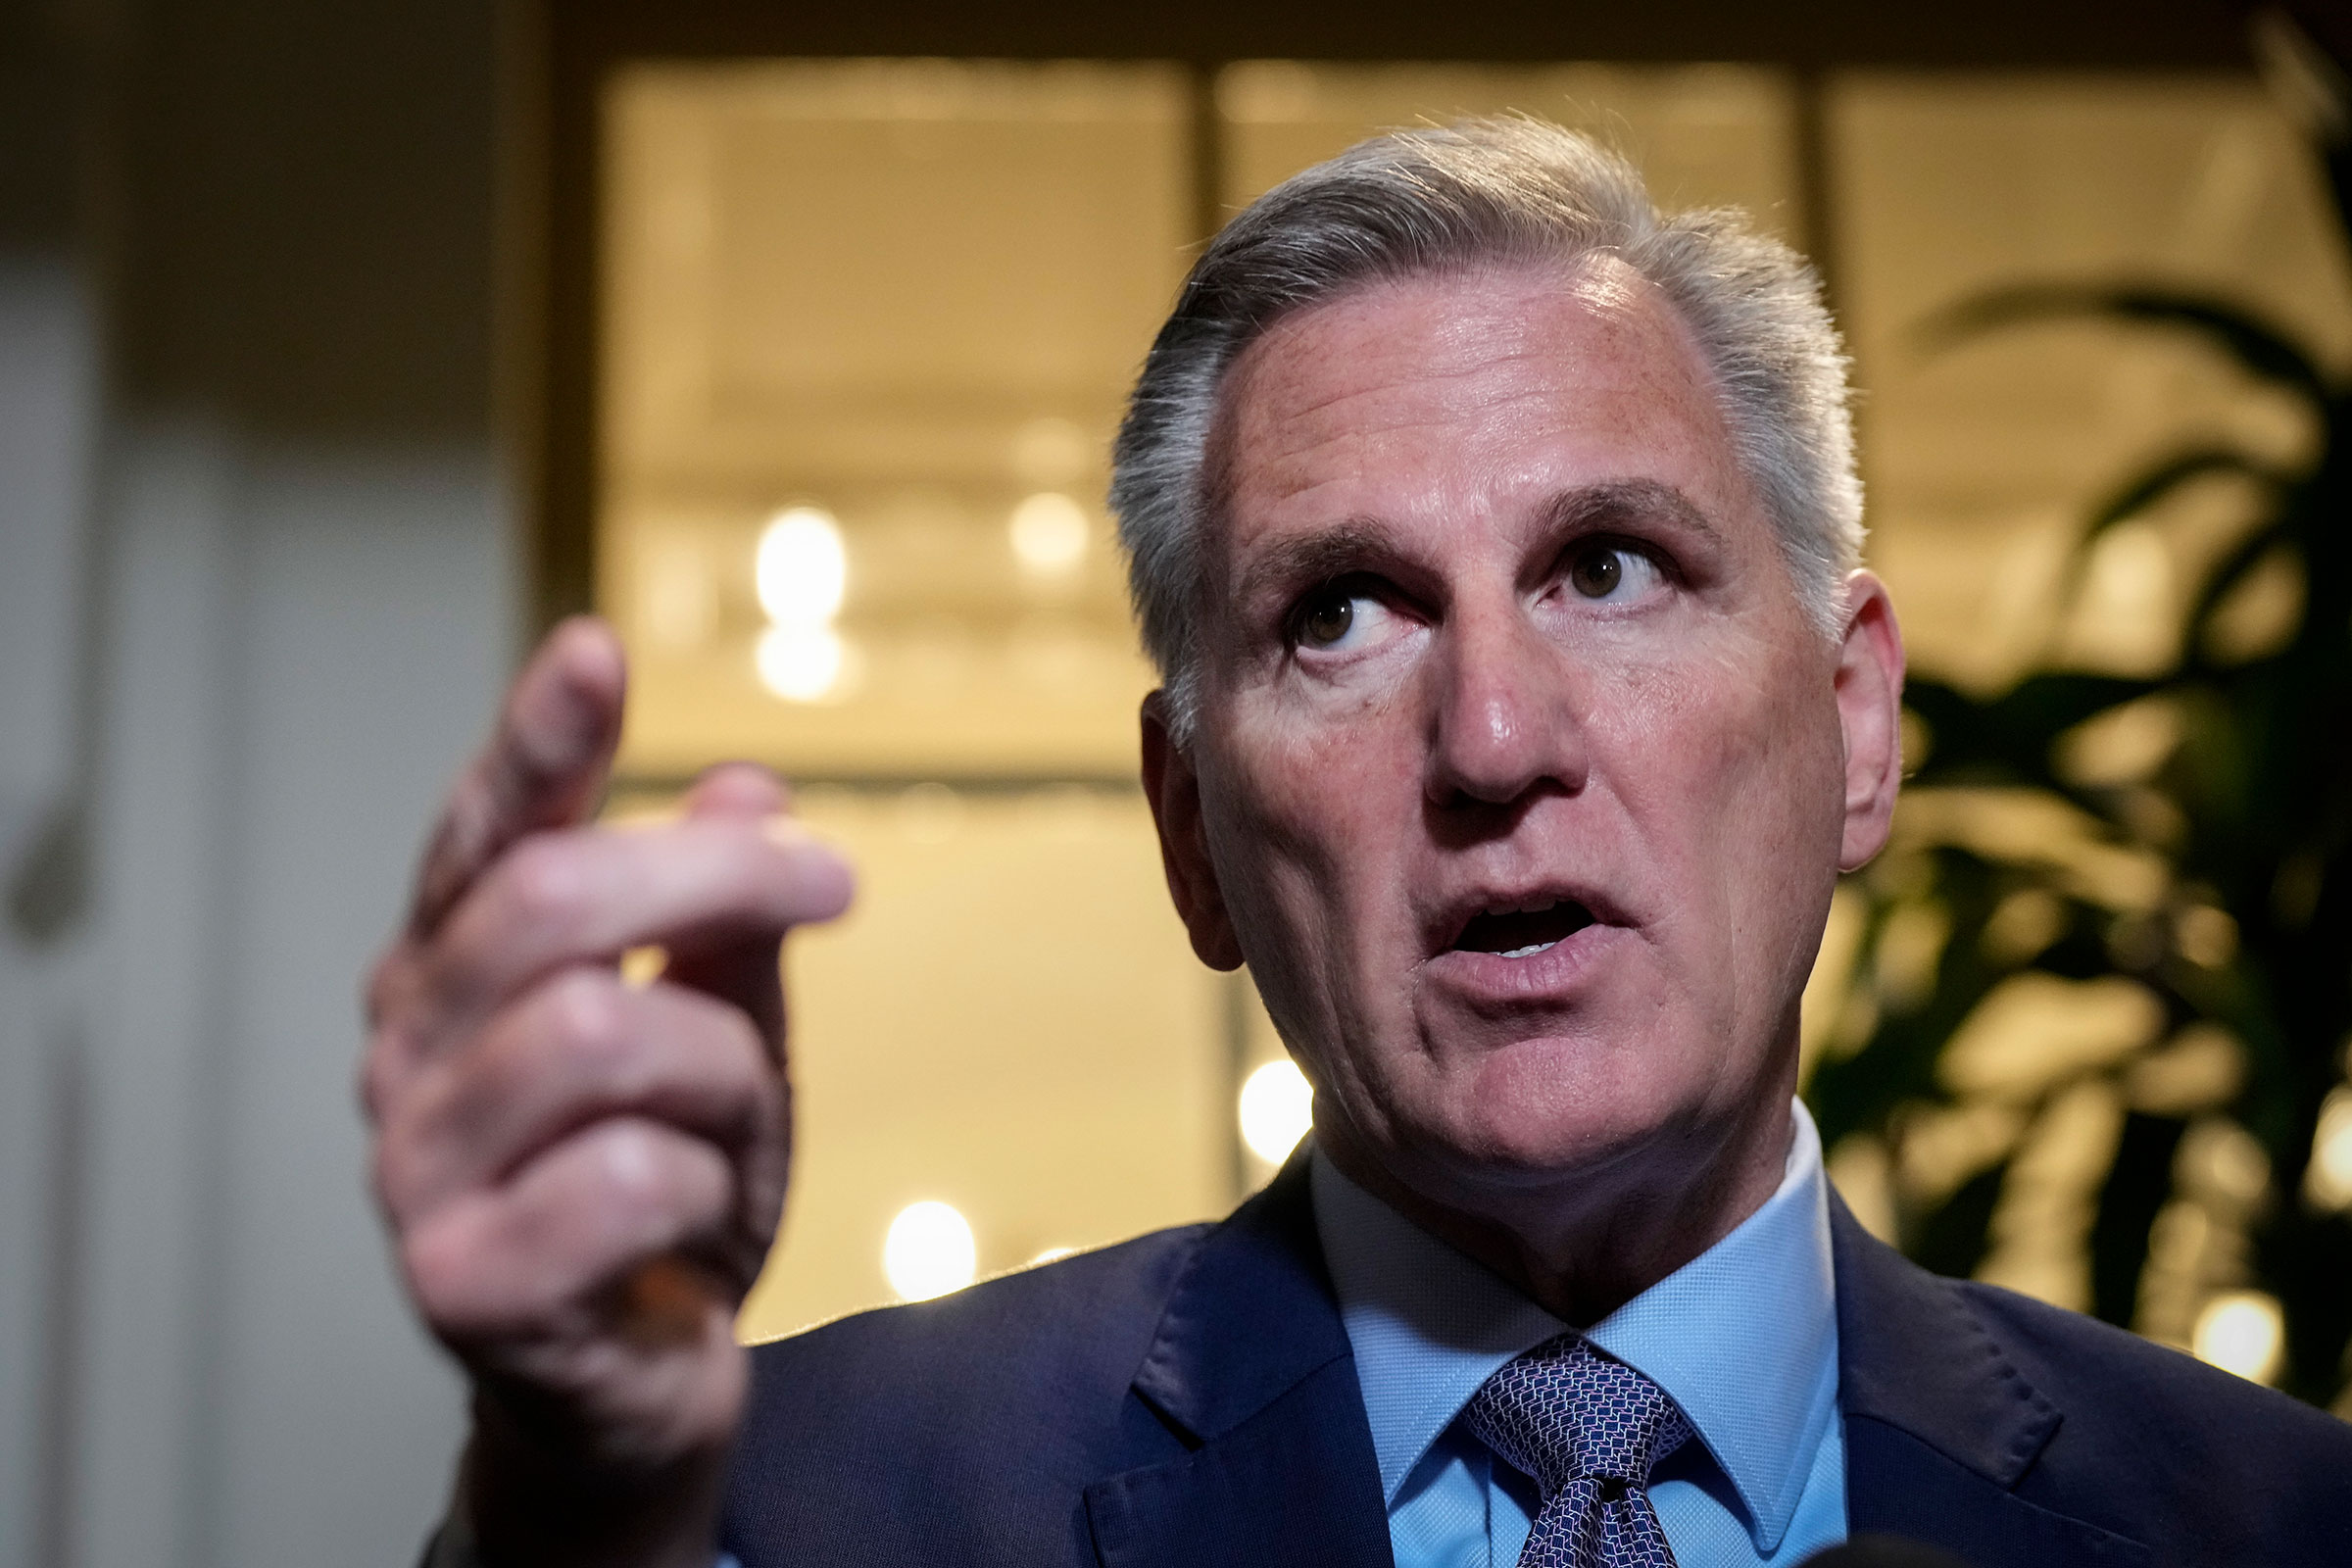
[1604,655,1843,958]
[1201,709,1423,1033]
[1220,690,1419,895]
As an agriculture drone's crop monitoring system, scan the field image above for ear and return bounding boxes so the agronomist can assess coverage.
[1835,570,1907,872]
[1140,693,1245,971]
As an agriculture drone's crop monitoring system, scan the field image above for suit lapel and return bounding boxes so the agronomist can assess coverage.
[1831,1197,2150,1566]
[1083,1154,1396,1568]
[1087,1163,2166,1567]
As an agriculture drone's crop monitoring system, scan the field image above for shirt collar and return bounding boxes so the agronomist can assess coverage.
[1310,1099,1840,1554]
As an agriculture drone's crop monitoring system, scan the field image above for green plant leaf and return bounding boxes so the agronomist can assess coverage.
[2082,448,2286,540]
[1917,285,2331,408]
[1907,674,2161,791]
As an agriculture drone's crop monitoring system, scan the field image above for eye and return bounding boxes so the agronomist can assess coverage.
[1566,542,1663,602]
[1299,585,1355,648]
[1291,579,1396,654]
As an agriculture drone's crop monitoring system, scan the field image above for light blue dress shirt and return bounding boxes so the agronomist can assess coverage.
[1309,1099,1847,1568]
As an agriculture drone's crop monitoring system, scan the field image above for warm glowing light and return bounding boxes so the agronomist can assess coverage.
[755,623,848,702]
[1239,1059,1314,1165]
[883,1200,977,1302]
[644,542,715,649]
[756,506,848,624]
[2074,522,2176,669]
[1011,416,1089,487]
[1027,1246,1077,1267]
[2305,1086,2352,1211]
[2085,522,2172,617]
[2192,1290,2284,1384]
[1008,492,1090,578]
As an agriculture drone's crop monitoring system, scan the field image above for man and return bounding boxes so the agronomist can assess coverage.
[366,122,2352,1568]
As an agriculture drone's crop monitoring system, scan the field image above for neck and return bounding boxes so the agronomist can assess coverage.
[1315,1089,1795,1327]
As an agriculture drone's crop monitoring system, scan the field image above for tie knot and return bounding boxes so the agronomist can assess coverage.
[1464,1335,1692,1499]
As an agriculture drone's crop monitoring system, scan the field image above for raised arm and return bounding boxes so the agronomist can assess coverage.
[363,618,853,1567]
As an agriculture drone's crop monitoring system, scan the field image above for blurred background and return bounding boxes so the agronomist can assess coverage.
[3,2,2349,1565]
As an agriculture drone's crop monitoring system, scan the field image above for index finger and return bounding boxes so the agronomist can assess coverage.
[410,616,627,939]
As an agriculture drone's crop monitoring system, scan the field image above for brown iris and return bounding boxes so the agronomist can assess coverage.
[1569,545,1624,598]
[1299,590,1354,648]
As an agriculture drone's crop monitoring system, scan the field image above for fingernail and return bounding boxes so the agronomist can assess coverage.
[760,814,812,848]
[761,816,849,871]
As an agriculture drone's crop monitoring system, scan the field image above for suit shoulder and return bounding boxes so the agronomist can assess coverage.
[1954,1278,2349,1443]
[723,1223,1210,1564]
[738,1220,1208,1455]
[1952,1279,2352,1511]
[743,1222,1203,1353]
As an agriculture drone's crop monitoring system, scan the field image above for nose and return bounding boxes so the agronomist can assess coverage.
[1424,594,1588,810]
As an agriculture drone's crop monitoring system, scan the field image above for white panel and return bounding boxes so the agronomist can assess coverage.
[0,257,94,834]
[45,431,501,1568]
[206,448,500,1568]
[74,421,239,1568]
[0,252,100,1568]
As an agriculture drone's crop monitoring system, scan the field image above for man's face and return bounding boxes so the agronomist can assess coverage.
[1149,259,1900,1219]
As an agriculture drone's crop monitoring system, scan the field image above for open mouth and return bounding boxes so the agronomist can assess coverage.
[1449,899,1594,959]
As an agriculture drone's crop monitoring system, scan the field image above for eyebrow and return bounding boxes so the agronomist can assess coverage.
[1234,518,1404,605]
[1233,478,1723,604]
[1542,478,1724,543]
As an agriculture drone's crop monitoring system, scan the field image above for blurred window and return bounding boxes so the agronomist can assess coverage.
[1215,62,1798,224]
[602,60,1185,776]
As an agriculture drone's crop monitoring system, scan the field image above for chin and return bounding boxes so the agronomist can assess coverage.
[1408,1027,1718,1181]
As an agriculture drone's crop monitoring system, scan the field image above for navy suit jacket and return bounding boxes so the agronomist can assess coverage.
[721,1155,2352,1566]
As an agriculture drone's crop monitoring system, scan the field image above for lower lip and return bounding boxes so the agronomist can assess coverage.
[1422,921,1623,1005]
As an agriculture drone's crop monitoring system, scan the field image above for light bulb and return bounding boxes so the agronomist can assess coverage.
[2192,1290,2284,1385]
[756,506,847,624]
[754,623,847,702]
[1008,492,1090,579]
[883,1200,977,1302]
[1239,1059,1314,1165]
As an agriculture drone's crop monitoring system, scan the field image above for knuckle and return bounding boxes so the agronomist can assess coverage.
[597,1120,722,1217]
[356,1044,394,1122]
[736,1042,788,1133]
[594,1120,672,1205]
[401,1204,537,1344]
[368,1115,442,1223]
[701,1002,767,1086]
[496,836,584,927]
[357,1014,436,1129]
[362,952,433,1053]
[398,1217,477,1325]
[542,967,626,1057]
[362,949,407,1027]
[525,974,654,1102]
[367,1140,403,1213]
[662,994,777,1137]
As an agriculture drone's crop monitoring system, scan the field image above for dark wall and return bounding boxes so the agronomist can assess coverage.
[549,0,2263,68]
[112,0,498,440]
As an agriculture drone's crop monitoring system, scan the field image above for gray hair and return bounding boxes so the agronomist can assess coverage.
[1109,117,1864,741]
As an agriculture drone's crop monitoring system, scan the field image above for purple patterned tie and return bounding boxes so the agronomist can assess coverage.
[1464,1334,1693,1568]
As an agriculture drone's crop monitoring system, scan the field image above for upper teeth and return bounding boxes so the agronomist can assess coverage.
[1494,896,1561,916]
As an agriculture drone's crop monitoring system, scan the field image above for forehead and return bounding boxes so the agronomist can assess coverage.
[1214,257,1750,539]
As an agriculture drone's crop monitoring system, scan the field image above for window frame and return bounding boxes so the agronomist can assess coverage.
[518,0,2259,640]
